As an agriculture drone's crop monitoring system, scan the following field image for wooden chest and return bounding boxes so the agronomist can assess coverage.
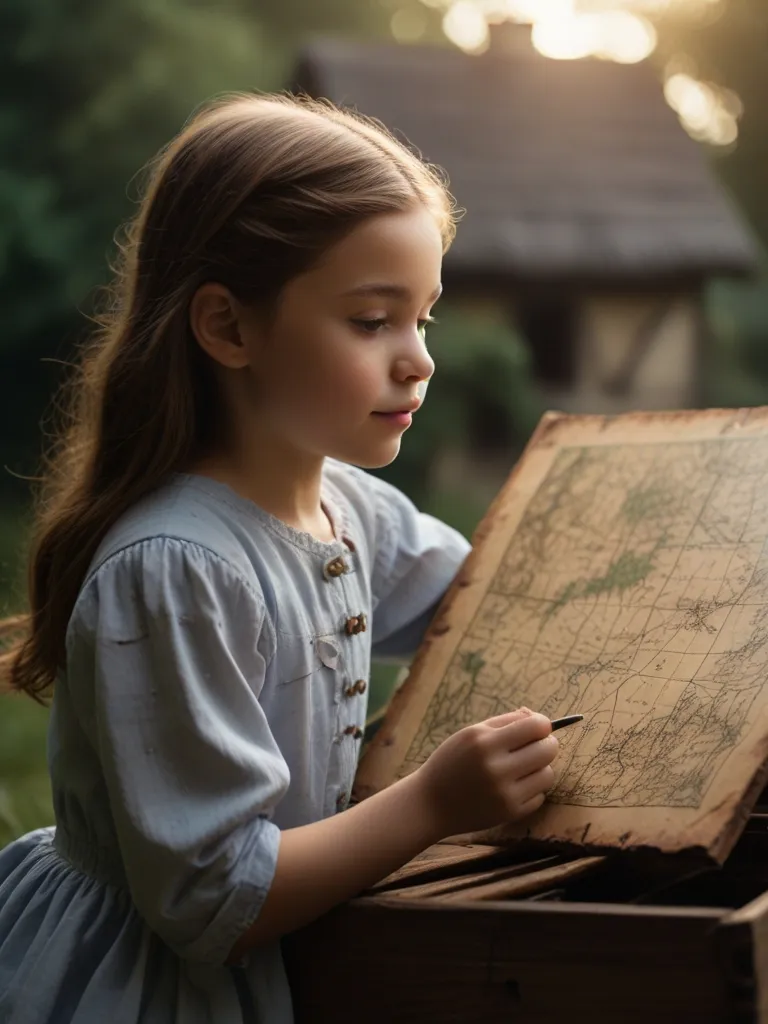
[284,821,768,1024]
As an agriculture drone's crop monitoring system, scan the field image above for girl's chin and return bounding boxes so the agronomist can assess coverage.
[331,438,402,469]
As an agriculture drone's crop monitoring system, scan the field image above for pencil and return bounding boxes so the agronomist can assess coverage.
[550,714,584,732]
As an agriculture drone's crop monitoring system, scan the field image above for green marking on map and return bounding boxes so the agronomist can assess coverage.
[547,551,654,620]
[461,651,486,679]
[583,551,654,596]
[545,580,578,621]
[621,484,673,524]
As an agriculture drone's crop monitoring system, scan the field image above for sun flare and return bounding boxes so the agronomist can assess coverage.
[419,0,739,145]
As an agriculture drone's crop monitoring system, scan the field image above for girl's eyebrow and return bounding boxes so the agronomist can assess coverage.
[342,283,443,303]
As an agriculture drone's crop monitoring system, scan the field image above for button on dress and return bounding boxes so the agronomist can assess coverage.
[0,460,471,1023]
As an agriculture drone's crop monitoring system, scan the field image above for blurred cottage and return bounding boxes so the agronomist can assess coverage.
[293,24,757,418]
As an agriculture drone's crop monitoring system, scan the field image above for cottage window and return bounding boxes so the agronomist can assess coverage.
[517,296,579,387]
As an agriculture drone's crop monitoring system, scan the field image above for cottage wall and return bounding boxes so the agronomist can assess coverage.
[550,293,701,415]
[448,290,701,415]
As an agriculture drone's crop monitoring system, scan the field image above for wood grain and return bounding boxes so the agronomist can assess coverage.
[285,895,728,1023]
[376,856,562,900]
[427,855,608,903]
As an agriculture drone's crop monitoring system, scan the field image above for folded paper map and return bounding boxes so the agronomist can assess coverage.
[354,409,768,863]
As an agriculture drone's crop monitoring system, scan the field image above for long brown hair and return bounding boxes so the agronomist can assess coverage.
[0,92,457,701]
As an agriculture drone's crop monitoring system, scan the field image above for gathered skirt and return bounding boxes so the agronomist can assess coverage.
[0,828,292,1024]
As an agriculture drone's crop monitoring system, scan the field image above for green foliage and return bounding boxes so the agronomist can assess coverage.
[0,506,50,845]
[0,698,52,846]
[709,274,768,379]
[0,1,281,350]
[0,0,290,496]
[0,504,29,616]
[704,272,768,408]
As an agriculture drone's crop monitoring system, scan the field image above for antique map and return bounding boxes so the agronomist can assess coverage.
[354,410,768,862]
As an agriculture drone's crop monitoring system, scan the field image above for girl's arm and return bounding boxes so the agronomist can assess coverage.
[229,708,556,958]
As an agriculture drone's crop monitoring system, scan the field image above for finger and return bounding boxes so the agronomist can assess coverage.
[490,712,552,750]
[482,706,535,729]
[514,764,556,805]
[515,791,546,818]
[501,734,559,778]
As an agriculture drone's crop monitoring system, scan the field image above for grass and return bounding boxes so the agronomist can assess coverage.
[0,500,53,845]
[0,697,53,845]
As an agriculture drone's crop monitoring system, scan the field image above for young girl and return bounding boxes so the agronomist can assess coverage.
[0,93,558,1023]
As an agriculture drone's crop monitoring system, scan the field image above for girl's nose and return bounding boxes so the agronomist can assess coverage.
[393,335,435,384]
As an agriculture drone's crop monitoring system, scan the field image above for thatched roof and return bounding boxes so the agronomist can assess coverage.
[293,29,758,283]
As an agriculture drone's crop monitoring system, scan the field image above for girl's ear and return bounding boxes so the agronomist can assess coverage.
[189,283,251,369]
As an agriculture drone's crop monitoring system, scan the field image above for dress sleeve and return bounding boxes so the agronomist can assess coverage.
[67,538,291,965]
[368,475,472,662]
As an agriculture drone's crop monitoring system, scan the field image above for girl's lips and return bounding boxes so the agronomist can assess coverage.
[372,411,413,427]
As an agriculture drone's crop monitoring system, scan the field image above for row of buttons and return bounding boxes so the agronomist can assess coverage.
[323,557,367,633]
[323,554,365,813]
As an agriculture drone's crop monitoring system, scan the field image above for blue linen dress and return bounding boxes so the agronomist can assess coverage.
[0,461,471,1023]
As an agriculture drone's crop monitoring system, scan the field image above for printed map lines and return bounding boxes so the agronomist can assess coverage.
[402,439,768,810]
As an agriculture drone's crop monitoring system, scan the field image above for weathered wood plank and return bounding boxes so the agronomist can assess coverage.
[429,855,608,903]
[375,855,561,900]
[367,843,510,893]
[286,898,727,1024]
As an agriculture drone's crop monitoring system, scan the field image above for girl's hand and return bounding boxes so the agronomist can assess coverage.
[412,708,558,837]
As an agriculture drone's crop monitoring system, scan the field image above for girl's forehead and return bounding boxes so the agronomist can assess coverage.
[308,208,444,295]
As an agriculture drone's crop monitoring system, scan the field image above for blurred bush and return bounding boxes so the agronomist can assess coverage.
[704,270,768,408]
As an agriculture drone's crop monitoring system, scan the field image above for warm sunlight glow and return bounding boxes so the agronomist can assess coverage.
[442,1,490,52]
[664,72,740,147]
[595,11,657,62]
[574,0,721,10]
[532,8,655,63]
[531,12,600,60]
[418,0,739,145]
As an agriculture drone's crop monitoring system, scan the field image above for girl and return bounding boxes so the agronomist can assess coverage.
[0,93,558,1023]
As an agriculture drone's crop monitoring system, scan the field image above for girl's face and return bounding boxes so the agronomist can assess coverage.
[240,206,443,469]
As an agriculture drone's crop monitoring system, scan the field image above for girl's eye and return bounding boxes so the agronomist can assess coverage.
[351,316,438,336]
[352,318,388,334]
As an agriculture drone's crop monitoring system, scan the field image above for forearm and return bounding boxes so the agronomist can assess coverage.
[228,769,441,959]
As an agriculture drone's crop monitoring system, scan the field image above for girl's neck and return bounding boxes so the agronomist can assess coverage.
[188,445,336,544]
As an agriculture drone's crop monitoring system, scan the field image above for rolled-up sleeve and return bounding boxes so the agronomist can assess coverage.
[368,476,471,662]
[68,538,290,964]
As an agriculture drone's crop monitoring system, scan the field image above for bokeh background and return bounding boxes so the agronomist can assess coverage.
[1,0,767,844]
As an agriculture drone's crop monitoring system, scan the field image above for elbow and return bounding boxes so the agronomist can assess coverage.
[138,884,275,965]
[125,819,283,964]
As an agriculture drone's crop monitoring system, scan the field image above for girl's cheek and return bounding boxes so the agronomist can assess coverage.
[343,359,381,390]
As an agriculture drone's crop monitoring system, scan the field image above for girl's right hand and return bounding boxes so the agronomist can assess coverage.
[413,708,559,837]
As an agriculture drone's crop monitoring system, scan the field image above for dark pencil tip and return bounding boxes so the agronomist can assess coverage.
[550,714,585,732]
